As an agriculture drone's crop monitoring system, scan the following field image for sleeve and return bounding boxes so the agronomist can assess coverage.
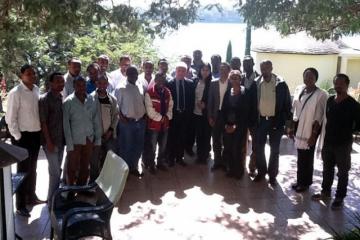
[5,90,21,140]
[354,101,360,132]
[114,88,122,114]
[145,93,162,121]
[207,83,214,118]
[63,101,74,151]
[284,83,292,120]
[221,91,229,124]
[93,100,102,146]
[248,83,258,128]
[38,96,49,124]
[314,91,328,124]
[167,93,174,120]
[110,96,119,132]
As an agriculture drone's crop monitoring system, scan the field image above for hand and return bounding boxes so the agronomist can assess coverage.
[199,101,206,110]
[119,113,128,123]
[161,116,168,123]
[287,128,294,139]
[225,124,236,134]
[102,130,112,141]
[208,117,215,127]
[46,141,56,153]
[307,135,317,147]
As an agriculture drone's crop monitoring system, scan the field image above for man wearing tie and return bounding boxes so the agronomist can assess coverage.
[166,62,195,167]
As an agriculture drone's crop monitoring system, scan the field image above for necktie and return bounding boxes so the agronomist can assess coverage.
[179,81,184,111]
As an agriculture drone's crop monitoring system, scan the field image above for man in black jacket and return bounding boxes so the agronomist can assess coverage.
[166,62,195,166]
[253,60,291,185]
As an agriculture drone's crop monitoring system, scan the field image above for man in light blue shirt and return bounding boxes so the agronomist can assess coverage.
[63,77,101,186]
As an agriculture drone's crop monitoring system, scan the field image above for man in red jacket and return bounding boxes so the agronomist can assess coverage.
[143,73,174,174]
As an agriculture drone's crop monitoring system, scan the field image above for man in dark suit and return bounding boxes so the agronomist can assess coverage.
[167,62,195,166]
[207,62,231,171]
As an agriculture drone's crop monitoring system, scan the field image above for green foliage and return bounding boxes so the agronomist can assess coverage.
[0,0,202,88]
[238,0,360,40]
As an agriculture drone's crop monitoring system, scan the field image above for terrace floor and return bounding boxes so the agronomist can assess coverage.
[15,137,360,239]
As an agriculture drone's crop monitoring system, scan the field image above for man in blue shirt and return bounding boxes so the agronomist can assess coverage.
[63,77,101,186]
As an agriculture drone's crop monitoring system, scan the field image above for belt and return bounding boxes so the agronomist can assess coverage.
[126,115,145,122]
[260,115,274,120]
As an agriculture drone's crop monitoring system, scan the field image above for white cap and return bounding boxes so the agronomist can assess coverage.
[175,61,187,69]
[69,58,82,64]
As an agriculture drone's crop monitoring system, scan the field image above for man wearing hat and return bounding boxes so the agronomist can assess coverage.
[166,62,195,166]
[62,57,82,99]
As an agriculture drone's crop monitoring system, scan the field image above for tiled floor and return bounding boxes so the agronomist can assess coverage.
[15,137,360,239]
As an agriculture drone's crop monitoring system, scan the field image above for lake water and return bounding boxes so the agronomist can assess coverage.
[153,23,248,63]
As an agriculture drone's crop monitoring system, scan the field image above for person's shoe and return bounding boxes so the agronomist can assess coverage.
[252,174,265,182]
[157,164,168,171]
[16,208,31,217]
[248,170,256,178]
[311,192,331,201]
[149,166,156,175]
[130,169,144,177]
[295,185,309,193]
[176,159,187,167]
[185,148,195,157]
[28,197,46,205]
[269,177,277,186]
[331,198,344,210]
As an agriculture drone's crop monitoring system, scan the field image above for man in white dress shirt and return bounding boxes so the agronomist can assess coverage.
[6,64,45,217]
[109,55,131,90]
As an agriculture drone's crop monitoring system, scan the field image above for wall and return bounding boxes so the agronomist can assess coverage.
[346,59,360,89]
[253,52,338,93]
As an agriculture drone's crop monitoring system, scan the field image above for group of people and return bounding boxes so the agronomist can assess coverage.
[5,49,360,218]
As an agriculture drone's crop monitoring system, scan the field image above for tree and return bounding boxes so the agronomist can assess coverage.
[0,0,202,87]
[226,40,232,63]
[238,0,360,40]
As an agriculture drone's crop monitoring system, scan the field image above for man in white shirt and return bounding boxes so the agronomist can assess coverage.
[138,60,155,92]
[62,58,82,99]
[109,55,131,90]
[6,64,45,217]
[114,66,146,177]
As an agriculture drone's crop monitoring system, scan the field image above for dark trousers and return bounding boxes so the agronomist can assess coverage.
[167,111,189,163]
[256,117,284,178]
[143,129,168,167]
[248,127,257,172]
[66,139,93,186]
[296,146,315,187]
[321,142,352,199]
[194,114,211,162]
[185,113,196,152]
[11,131,41,210]
[211,113,225,167]
[223,128,247,177]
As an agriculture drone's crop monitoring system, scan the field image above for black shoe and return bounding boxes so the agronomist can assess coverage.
[252,174,265,182]
[130,169,144,177]
[16,208,31,217]
[176,159,187,167]
[331,198,344,210]
[248,170,256,178]
[269,177,277,186]
[311,192,331,201]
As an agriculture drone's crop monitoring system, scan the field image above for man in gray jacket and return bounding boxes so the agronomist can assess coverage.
[90,75,119,181]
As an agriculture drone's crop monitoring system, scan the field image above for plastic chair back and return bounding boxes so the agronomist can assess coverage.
[95,150,129,204]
